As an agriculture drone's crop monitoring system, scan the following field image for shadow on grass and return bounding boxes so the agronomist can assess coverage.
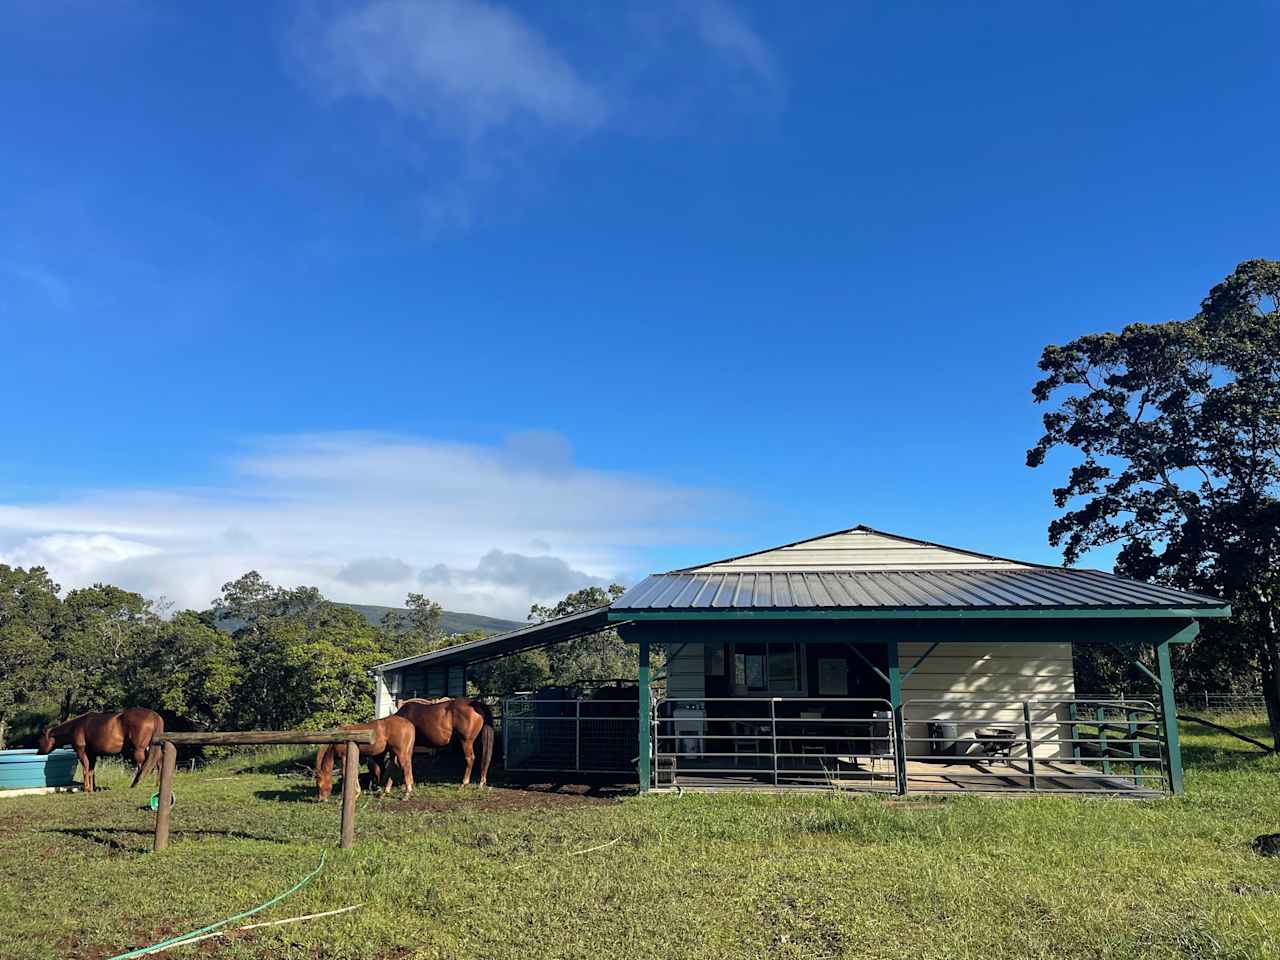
[1181,744,1275,773]
[41,826,293,851]
[1181,715,1277,773]
[254,773,632,807]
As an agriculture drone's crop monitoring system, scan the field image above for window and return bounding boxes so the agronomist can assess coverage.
[768,645,798,690]
[817,657,848,696]
[735,645,767,691]
[733,642,802,693]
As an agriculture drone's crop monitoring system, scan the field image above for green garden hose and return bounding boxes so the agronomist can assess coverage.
[106,850,328,959]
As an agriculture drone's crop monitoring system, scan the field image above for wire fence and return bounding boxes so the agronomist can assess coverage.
[1176,693,1267,713]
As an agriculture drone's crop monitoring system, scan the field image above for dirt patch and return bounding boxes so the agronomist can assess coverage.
[396,781,628,814]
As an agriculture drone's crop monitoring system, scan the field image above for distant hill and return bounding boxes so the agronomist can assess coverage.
[339,603,522,637]
[213,603,522,638]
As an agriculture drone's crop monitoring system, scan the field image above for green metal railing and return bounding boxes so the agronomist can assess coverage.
[651,697,898,791]
[902,698,1167,794]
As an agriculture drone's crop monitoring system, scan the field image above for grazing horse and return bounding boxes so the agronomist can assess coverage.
[37,708,165,793]
[315,715,416,802]
[395,697,495,786]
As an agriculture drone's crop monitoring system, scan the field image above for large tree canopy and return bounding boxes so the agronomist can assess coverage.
[1028,259,1280,742]
[0,564,640,743]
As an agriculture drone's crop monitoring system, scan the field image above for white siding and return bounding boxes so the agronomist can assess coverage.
[374,671,395,718]
[666,643,706,699]
[692,529,1028,572]
[899,642,1075,759]
[666,643,707,756]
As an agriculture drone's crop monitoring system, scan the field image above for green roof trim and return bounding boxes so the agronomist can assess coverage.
[607,605,1230,623]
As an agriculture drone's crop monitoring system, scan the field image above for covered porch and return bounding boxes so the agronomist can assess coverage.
[630,619,1189,796]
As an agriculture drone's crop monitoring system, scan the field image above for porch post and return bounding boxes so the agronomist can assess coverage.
[885,636,906,795]
[1154,628,1188,796]
[637,630,651,793]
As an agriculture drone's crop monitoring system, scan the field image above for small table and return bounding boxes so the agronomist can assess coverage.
[973,727,1017,758]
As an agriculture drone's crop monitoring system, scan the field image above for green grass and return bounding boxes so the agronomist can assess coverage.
[2,718,1279,960]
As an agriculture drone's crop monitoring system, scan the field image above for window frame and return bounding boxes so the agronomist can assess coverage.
[731,641,805,695]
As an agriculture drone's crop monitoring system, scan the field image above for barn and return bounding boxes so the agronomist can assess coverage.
[373,526,1230,795]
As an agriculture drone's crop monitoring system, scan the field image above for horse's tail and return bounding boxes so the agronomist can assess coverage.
[131,713,165,788]
[474,700,495,781]
[134,745,163,786]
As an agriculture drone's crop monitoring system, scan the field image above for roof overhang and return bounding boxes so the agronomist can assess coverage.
[375,605,617,672]
[607,606,1230,623]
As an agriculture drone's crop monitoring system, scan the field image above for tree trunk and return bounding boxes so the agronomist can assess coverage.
[0,719,7,751]
[1260,638,1280,750]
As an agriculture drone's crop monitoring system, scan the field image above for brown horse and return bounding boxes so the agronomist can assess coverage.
[315,715,416,802]
[395,697,494,786]
[37,708,165,793]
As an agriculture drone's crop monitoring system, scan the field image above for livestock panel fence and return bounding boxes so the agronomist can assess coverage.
[502,695,638,775]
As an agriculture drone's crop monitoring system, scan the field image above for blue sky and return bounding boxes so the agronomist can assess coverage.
[1,1,1276,618]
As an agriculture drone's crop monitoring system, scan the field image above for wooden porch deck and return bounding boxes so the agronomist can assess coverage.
[655,758,1165,797]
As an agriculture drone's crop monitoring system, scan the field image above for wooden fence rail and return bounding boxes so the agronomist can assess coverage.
[150,729,377,852]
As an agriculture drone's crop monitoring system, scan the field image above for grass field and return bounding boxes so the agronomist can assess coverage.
[1,716,1278,960]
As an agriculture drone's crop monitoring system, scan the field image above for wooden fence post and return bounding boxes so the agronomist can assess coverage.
[340,740,359,850]
[149,729,374,852]
[153,741,177,852]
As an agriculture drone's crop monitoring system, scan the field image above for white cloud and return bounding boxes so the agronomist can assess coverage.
[285,0,785,227]
[293,0,608,138]
[688,0,782,100]
[336,555,414,586]
[0,431,725,619]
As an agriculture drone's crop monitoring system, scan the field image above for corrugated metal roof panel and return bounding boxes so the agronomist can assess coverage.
[611,568,1226,612]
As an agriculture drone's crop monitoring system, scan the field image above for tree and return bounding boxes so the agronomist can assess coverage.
[379,592,448,661]
[125,611,241,731]
[56,584,154,719]
[1028,259,1280,743]
[465,633,552,696]
[528,584,663,687]
[213,572,389,729]
[0,566,62,748]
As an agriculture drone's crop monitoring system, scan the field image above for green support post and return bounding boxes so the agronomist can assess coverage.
[886,637,906,795]
[1155,636,1184,795]
[1096,706,1111,776]
[637,632,651,793]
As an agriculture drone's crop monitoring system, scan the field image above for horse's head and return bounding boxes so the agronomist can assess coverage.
[36,728,55,755]
[315,746,334,802]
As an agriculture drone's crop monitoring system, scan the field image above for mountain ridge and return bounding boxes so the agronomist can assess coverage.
[338,602,522,637]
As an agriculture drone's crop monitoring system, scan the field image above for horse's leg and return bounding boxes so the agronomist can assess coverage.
[87,753,99,793]
[129,743,147,788]
[378,752,397,792]
[460,734,475,787]
[76,745,92,792]
[478,721,494,787]
[366,756,383,793]
[393,743,413,796]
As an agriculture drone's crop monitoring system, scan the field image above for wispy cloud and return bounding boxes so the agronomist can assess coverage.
[286,0,784,227]
[294,0,608,138]
[688,0,783,102]
[0,431,729,619]
[0,260,73,312]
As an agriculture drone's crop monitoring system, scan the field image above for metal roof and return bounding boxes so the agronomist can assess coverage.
[611,568,1229,613]
[375,605,613,672]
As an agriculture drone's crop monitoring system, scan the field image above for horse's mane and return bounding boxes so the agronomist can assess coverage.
[48,711,100,736]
